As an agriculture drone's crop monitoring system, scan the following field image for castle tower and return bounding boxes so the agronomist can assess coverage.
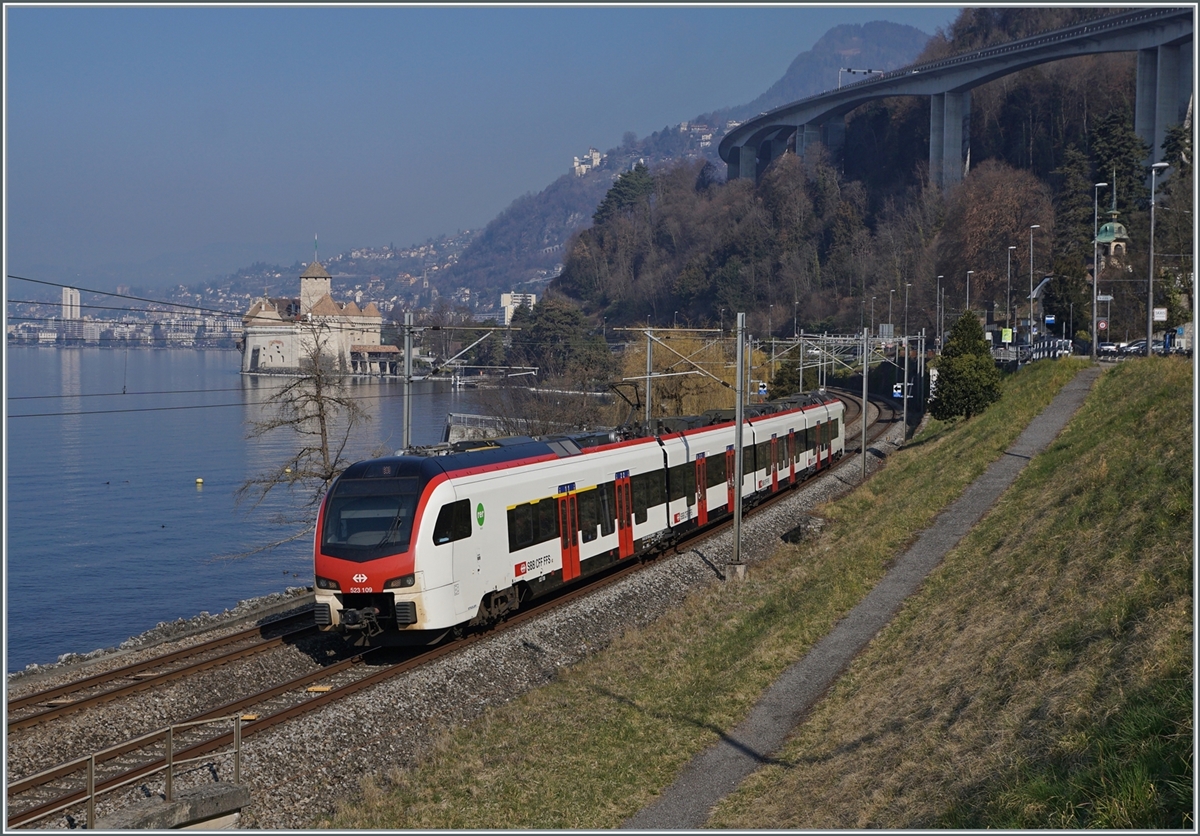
[299,260,332,315]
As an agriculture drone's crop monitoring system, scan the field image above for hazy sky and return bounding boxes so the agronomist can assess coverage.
[5,4,961,287]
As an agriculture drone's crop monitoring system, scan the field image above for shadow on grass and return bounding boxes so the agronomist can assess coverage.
[587,683,791,769]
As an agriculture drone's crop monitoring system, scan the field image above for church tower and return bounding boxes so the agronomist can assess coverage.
[1094,176,1130,269]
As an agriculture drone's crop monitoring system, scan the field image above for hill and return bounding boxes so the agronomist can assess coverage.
[434,20,935,305]
[324,357,1192,829]
[728,21,935,121]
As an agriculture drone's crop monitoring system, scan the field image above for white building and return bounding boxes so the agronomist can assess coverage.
[241,260,390,374]
[62,287,81,320]
[500,292,537,326]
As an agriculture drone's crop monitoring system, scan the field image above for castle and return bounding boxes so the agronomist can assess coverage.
[240,260,399,374]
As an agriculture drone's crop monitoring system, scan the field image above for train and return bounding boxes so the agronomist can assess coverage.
[313,391,845,644]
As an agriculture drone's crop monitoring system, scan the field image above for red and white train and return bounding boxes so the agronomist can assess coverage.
[313,392,845,643]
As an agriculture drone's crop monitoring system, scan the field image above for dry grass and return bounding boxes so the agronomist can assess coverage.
[708,357,1193,829]
[322,357,1191,829]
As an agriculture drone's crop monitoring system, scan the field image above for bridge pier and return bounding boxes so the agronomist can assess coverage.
[1136,40,1193,169]
[929,90,971,189]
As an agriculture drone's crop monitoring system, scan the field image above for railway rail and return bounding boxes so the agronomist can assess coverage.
[7,390,901,829]
[6,612,316,731]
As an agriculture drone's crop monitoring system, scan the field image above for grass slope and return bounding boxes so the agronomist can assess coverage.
[324,357,1192,829]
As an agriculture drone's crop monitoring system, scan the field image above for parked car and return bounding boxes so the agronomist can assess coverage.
[1098,342,1119,356]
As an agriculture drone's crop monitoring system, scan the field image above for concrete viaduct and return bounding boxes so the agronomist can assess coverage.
[719,7,1194,188]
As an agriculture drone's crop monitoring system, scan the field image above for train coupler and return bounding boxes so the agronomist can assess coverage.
[340,606,383,637]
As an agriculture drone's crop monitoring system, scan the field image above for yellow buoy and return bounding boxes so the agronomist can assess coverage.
[195,478,204,485]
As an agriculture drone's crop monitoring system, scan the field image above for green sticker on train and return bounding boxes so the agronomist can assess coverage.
[476,502,486,527]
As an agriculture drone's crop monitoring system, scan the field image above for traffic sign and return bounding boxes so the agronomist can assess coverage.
[1154,307,1168,322]
[1045,314,1056,325]
[1097,294,1114,302]
[1098,319,1108,332]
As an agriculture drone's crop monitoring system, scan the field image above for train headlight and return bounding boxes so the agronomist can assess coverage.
[315,576,341,590]
[384,574,416,589]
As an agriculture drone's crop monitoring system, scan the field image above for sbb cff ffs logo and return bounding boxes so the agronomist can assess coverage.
[353,573,368,583]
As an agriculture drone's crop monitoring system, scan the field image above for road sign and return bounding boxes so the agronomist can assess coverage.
[1098,319,1108,332]
[1097,294,1114,302]
[1154,307,1168,322]
[1045,314,1056,325]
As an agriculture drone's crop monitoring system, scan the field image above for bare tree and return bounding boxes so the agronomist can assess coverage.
[233,325,370,555]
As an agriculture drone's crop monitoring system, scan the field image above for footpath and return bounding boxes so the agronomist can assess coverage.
[623,364,1104,829]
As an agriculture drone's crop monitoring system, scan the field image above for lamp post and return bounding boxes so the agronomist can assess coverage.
[904,282,911,338]
[1147,162,1169,356]
[1029,224,1040,346]
[936,275,943,350]
[1091,181,1108,360]
[673,310,678,329]
[889,289,895,332]
[965,270,974,315]
[1007,246,1016,327]
[870,295,876,337]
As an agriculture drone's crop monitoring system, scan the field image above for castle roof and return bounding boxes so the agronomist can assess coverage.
[300,260,332,279]
[307,294,343,317]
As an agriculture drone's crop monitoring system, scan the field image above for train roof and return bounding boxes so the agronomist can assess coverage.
[339,390,842,481]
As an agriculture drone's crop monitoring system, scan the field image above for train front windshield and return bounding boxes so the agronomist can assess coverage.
[321,477,422,562]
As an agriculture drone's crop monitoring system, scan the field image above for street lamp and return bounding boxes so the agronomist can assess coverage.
[870,295,876,337]
[1091,181,1108,360]
[1007,246,1017,327]
[673,310,678,329]
[889,289,895,331]
[936,275,943,349]
[1147,162,1169,356]
[904,282,911,338]
[965,270,974,314]
[1029,224,1041,346]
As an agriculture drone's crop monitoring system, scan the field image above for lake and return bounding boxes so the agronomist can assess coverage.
[4,346,486,672]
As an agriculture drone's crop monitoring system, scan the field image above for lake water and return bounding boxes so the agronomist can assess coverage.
[4,346,486,673]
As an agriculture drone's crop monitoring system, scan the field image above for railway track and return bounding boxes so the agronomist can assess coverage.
[6,612,316,731]
[7,390,901,829]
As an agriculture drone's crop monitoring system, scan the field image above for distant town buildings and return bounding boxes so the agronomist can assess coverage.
[573,147,604,176]
[241,260,394,374]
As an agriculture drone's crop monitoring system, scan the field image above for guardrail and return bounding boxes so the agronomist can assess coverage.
[9,714,242,830]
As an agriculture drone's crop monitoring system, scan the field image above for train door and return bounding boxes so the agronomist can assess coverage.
[695,454,708,526]
[557,489,580,581]
[788,429,796,483]
[814,422,823,471]
[614,471,634,559]
[770,435,779,492]
[725,446,735,513]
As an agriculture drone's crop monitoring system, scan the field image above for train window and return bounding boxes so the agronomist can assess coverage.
[667,463,686,502]
[322,476,422,562]
[831,418,840,439]
[777,437,790,468]
[668,462,696,506]
[598,482,616,536]
[743,445,756,476]
[506,498,560,552]
[706,453,726,488]
[576,489,599,543]
[755,441,771,471]
[507,504,533,552]
[431,499,472,545]
[631,470,663,524]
